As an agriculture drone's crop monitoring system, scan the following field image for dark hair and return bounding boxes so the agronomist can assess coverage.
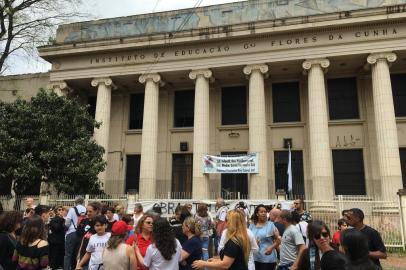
[0,211,23,233]
[20,215,46,245]
[106,206,115,214]
[291,211,301,224]
[338,218,347,227]
[320,250,349,270]
[349,208,364,222]
[307,220,330,243]
[280,210,293,223]
[152,218,177,260]
[179,206,191,223]
[152,205,162,215]
[342,209,349,216]
[134,203,143,212]
[252,204,267,224]
[197,204,208,217]
[340,229,376,269]
[121,214,133,224]
[175,205,182,214]
[94,215,108,225]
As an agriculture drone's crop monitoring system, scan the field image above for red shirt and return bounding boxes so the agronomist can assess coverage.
[126,233,152,270]
[332,230,341,246]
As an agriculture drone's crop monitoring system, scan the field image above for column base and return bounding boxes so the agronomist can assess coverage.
[309,202,337,213]
[372,203,399,214]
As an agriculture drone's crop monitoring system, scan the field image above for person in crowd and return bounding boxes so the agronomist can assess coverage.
[214,198,228,249]
[332,218,348,248]
[344,208,387,268]
[48,206,66,270]
[269,208,285,236]
[133,203,144,227]
[278,210,305,270]
[0,211,23,270]
[103,221,137,270]
[115,204,126,221]
[12,215,49,270]
[293,199,312,223]
[25,197,36,210]
[62,206,69,218]
[194,203,213,262]
[170,205,183,226]
[76,202,102,270]
[292,211,309,247]
[340,228,381,270]
[248,204,279,270]
[105,207,116,232]
[235,201,250,223]
[185,204,193,214]
[76,215,111,270]
[297,220,338,270]
[192,210,251,270]
[320,249,349,270]
[23,208,35,223]
[122,214,135,237]
[134,218,182,270]
[64,196,87,270]
[173,206,192,245]
[180,216,203,270]
[34,204,51,224]
[126,214,154,270]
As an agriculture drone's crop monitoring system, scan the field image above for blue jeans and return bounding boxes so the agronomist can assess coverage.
[278,262,293,270]
[201,237,209,261]
[64,232,79,270]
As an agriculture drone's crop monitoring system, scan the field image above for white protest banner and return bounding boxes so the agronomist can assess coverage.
[128,199,293,218]
[203,153,258,174]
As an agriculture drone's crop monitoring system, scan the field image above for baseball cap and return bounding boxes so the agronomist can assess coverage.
[111,221,132,236]
[34,205,51,216]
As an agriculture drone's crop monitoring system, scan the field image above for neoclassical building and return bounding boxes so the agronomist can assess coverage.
[4,0,406,202]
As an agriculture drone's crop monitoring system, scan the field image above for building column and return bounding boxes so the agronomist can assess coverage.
[243,64,269,199]
[138,73,162,199]
[302,59,335,209]
[91,78,116,188]
[48,81,71,96]
[367,53,403,204]
[189,69,213,199]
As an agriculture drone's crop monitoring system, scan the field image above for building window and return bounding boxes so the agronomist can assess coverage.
[125,155,141,193]
[172,154,193,198]
[222,86,247,125]
[274,150,305,196]
[174,90,194,127]
[221,152,248,199]
[391,74,406,117]
[87,96,97,119]
[129,93,144,130]
[400,148,406,188]
[332,149,366,195]
[272,82,301,122]
[327,78,359,120]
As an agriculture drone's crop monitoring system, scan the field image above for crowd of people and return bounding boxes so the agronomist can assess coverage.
[0,197,388,270]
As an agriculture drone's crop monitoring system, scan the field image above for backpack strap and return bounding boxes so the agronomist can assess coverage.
[74,206,80,217]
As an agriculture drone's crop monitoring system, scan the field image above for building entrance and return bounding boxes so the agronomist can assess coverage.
[221,152,248,199]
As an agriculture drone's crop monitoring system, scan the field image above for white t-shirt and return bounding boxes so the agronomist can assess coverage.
[218,229,258,270]
[143,239,182,270]
[66,205,86,235]
[86,232,111,270]
[296,221,308,247]
[216,206,228,222]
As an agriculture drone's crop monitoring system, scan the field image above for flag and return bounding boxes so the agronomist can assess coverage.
[287,144,293,193]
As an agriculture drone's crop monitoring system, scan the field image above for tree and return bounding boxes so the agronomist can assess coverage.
[0,0,82,73]
[0,89,105,195]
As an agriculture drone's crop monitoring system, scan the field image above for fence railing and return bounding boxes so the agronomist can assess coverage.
[1,194,404,249]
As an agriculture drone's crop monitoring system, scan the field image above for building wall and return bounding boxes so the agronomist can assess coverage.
[0,73,49,102]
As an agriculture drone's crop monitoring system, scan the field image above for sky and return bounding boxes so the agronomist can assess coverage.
[5,0,246,75]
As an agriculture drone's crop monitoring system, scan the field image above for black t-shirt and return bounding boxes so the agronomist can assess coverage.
[48,216,65,244]
[0,232,17,270]
[360,225,386,268]
[180,236,202,270]
[220,239,248,270]
[320,250,349,270]
[274,222,285,236]
[106,220,116,232]
[77,218,96,261]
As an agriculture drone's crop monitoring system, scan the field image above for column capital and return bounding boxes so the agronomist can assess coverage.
[47,81,72,95]
[91,77,117,89]
[138,73,163,85]
[243,64,269,76]
[302,59,330,71]
[189,69,214,82]
[367,52,397,65]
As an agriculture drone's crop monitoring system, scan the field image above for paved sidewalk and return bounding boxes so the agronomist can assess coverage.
[382,255,406,270]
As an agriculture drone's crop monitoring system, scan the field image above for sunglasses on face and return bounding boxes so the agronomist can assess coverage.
[314,232,329,240]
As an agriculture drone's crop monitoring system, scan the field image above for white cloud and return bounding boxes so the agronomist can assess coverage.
[4,0,246,75]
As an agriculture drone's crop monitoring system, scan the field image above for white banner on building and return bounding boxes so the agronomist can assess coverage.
[128,199,293,218]
[202,153,258,174]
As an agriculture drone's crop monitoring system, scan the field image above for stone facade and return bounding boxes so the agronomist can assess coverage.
[2,1,406,202]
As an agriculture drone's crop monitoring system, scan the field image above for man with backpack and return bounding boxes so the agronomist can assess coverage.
[64,196,87,270]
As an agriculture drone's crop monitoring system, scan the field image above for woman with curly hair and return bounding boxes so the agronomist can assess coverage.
[12,215,49,270]
[0,211,23,270]
[193,210,251,270]
[135,217,182,270]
